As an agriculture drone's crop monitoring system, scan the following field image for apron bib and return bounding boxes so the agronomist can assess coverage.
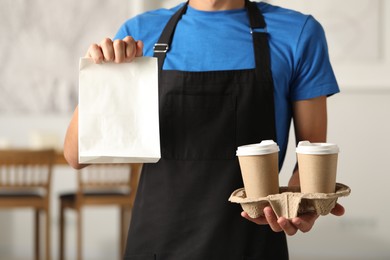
[124,1,288,259]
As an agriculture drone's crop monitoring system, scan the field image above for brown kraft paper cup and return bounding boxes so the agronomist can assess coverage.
[236,140,280,199]
[296,141,339,194]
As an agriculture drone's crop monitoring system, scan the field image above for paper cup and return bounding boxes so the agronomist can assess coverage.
[296,141,339,194]
[236,140,280,198]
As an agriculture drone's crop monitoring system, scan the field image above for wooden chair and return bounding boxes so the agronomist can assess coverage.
[0,148,55,260]
[59,163,141,260]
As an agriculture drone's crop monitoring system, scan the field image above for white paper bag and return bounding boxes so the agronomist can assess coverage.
[78,57,160,163]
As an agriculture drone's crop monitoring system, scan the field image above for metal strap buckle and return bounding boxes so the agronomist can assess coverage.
[154,43,169,53]
[250,28,267,34]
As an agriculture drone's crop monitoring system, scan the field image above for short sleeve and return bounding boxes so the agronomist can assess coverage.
[290,16,339,101]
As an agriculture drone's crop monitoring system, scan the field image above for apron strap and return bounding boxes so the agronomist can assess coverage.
[245,0,276,141]
[246,0,266,28]
[153,1,271,83]
[153,1,189,71]
[246,0,274,93]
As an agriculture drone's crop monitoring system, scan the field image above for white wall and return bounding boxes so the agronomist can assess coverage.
[0,0,389,259]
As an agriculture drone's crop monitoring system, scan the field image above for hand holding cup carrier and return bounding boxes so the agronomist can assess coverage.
[230,140,350,219]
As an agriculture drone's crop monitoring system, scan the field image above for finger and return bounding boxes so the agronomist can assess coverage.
[330,203,345,216]
[263,207,283,232]
[278,217,298,236]
[123,36,137,61]
[85,43,104,64]
[291,212,319,233]
[100,38,115,62]
[241,211,268,225]
[113,39,126,63]
[135,40,144,57]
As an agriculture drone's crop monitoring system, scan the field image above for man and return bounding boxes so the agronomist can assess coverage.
[64,0,345,259]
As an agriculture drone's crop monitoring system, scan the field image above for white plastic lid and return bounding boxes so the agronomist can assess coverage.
[296,141,339,155]
[236,140,279,156]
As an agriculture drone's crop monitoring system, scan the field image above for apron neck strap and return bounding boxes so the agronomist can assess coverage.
[245,0,274,92]
[153,0,271,86]
[153,1,189,70]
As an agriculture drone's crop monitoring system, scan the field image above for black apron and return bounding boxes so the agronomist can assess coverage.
[124,1,288,259]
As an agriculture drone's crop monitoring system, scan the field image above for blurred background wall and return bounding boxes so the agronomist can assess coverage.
[0,0,389,259]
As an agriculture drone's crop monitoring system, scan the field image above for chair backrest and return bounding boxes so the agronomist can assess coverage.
[76,163,141,203]
[0,149,55,196]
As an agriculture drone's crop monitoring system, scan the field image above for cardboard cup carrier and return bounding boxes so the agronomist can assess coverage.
[236,140,280,198]
[296,141,339,193]
[230,140,350,219]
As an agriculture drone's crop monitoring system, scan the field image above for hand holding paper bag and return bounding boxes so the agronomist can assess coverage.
[78,57,160,163]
